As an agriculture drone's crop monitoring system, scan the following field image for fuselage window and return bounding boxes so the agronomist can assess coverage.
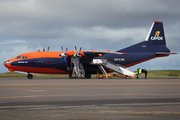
[38,60,43,64]
[46,60,50,64]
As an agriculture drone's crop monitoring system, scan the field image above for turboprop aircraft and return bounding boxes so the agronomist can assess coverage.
[3,21,176,79]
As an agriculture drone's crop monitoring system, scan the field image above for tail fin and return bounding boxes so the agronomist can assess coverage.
[145,21,166,45]
[118,21,170,53]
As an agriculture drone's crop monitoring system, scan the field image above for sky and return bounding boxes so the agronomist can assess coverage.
[0,0,180,73]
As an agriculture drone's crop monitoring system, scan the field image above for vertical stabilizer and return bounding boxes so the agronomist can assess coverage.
[118,21,169,53]
[145,21,166,45]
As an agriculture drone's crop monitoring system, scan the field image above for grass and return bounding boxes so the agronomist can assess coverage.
[0,70,179,78]
[0,72,27,77]
[0,72,68,78]
[140,70,180,78]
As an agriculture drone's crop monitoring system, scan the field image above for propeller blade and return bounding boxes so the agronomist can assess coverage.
[79,47,82,52]
[75,45,77,52]
[61,45,63,51]
[60,58,63,63]
[65,47,68,52]
[64,56,67,65]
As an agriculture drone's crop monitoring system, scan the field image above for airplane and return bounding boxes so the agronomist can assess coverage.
[3,21,176,79]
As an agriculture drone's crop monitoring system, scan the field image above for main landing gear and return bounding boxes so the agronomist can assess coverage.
[69,73,91,79]
[27,73,33,79]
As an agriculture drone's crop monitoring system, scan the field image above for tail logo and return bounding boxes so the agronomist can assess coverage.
[155,31,160,37]
[151,31,163,40]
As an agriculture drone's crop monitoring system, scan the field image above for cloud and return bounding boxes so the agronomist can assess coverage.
[0,40,26,45]
[0,44,35,73]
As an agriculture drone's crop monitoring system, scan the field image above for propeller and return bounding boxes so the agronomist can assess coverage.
[74,46,83,63]
[74,46,82,57]
[59,45,68,65]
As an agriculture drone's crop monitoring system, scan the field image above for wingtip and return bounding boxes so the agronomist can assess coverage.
[171,52,177,54]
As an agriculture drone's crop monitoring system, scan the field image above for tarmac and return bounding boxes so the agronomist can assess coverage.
[0,78,180,120]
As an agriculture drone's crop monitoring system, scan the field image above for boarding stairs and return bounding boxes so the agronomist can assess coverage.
[71,57,85,78]
[92,58,135,78]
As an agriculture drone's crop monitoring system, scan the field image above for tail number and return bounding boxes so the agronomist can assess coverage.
[114,58,125,61]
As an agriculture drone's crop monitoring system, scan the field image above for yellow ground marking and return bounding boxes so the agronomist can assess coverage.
[73,110,180,115]
[1,93,180,99]
[0,86,180,90]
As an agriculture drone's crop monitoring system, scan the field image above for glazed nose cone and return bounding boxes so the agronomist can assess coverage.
[3,60,10,68]
[3,61,7,67]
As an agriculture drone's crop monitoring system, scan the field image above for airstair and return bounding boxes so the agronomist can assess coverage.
[71,57,85,78]
[92,58,135,79]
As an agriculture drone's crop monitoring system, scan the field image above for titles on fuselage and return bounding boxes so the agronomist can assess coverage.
[18,61,28,63]
[114,58,125,61]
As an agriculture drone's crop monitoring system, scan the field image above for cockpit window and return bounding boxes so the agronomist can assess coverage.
[16,55,28,59]
[16,56,21,59]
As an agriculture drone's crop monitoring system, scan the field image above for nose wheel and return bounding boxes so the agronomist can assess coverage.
[27,73,33,79]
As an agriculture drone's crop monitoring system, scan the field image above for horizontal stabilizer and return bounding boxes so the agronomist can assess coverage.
[156,52,177,55]
[156,52,171,55]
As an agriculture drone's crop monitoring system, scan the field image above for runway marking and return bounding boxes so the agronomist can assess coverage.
[73,110,180,115]
[0,86,180,90]
[0,82,180,86]
[1,93,180,99]
[24,90,48,92]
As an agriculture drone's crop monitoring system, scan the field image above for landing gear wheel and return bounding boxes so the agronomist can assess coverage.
[69,74,73,79]
[27,74,33,79]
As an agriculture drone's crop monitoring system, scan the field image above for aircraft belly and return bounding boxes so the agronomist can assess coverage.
[83,64,100,74]
[8,66,69,74]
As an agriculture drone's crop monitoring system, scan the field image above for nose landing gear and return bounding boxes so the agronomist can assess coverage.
[27,73,33,79]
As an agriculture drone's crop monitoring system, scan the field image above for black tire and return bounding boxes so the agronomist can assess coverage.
[69,74,73,79]
[27,74,33,79]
